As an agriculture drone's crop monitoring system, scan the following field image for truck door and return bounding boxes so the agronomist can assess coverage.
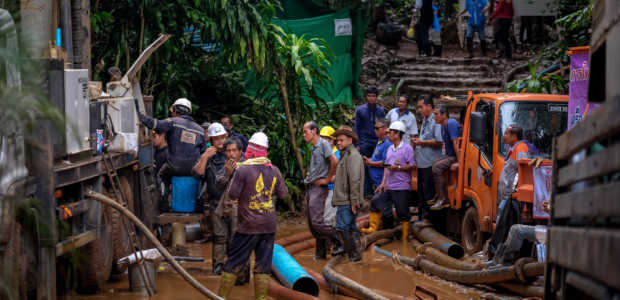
[463,99,495,232]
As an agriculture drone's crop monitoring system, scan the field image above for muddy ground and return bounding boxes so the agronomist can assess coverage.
[59,216,532,300]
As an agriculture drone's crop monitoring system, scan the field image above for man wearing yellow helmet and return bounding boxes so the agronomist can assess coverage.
[319,126,344,256]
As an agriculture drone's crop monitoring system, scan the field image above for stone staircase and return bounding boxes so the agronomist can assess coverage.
[387,56,505,98]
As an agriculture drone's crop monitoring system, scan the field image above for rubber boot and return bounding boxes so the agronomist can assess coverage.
[331,235,345,256]
[431,181,450,210]
[218,272,237,299]
[360,212,381,234]
[348,230,363,262]
[314,238,327,260]
[254,274,270,300]
[337,231,349,256]
[401,221,410,241]
[381,215,395,230]
[480,40,488,56]
[466,38,474,58]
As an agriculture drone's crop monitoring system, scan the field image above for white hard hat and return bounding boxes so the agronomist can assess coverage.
[208,122,227,137]
[170,98,192,113]
[249,132,269,148]
[389,120,407,133]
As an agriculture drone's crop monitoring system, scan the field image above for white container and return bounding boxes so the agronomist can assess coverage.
[64,69,91,154]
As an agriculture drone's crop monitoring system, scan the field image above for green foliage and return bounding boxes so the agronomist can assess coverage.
[538,2,592,62]
[379,78,404,102]
[91,0,279,117]
[505,62,567,94]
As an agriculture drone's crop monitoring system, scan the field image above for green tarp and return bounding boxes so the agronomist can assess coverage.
[246,1,369,107]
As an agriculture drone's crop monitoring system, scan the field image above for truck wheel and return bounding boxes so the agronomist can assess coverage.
[76,212,114,294]
[461,206,484,254]
[103,183,132,275]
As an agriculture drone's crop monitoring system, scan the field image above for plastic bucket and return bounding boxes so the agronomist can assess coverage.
[171,176,199,212]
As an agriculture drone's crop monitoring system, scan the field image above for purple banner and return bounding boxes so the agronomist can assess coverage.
[568,51,599,130]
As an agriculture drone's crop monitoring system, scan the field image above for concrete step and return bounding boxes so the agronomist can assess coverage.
[400,56,499,65]
[388,70,489,79]
[402,84,502,97]
[393,76,503,88]
[395,63,492,73]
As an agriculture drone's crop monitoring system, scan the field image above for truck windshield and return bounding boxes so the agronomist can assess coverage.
[498,101,568,159]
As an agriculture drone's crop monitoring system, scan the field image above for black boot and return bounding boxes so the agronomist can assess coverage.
[348,230,362,262]
[331,235,345,256]
[433,45,442,57]
[314,238,327,260]
[480,40,487,56]
[466,38,474,58]
[381,215,395,230]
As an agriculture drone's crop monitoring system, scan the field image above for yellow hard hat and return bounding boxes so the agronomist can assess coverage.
[320,126,336,139]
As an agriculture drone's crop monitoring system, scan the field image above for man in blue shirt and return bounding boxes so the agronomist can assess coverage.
[430,105,461,210]
[354,86,386,196]
[457,0,488,58]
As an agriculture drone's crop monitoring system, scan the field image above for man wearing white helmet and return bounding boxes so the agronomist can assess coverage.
[217,132,288,300]
[138,98,206,211]
[193,122,229,275]
[375,120,416,240]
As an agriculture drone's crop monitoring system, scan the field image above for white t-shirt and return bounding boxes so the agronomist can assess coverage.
[386,108,419,143]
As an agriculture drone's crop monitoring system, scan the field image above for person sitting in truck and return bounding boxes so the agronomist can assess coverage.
[152,128,169,211]
[137,98,206,212]
[430,105,461,210]
[487,125,529,257]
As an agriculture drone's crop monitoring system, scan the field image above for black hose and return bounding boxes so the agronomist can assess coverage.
[373,245,544,284]
[410,239,482,271]
[412,223,464,259]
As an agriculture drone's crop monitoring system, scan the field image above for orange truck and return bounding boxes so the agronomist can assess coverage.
[433,93,568,253]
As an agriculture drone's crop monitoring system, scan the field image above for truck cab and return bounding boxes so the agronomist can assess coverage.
[445,93,568,253]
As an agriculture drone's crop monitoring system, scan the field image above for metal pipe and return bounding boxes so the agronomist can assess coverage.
[410,239,482,271]
[373,244,544,284]
[412,223,464,259]
[272,244,320,296]
[86,191,223,300]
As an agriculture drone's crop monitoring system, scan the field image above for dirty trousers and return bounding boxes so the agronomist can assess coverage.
[306,185,337,239]
[432,156,457,192]
[223,233,275,275]
[372,190,411,222]
[211,213,231,267]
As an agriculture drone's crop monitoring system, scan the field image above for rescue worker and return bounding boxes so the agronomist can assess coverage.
[192,122,229,275]
[361,118,393,233]
[332,126,365,262]
[217,132,288,300]
[487,125,529,257]
[302,121,340,260]
[152,129,169,212]
[214,137,251,285]
[320,126,340,232]
[138,98,206,212]
[430,105,461,210]
[375,121,416,240]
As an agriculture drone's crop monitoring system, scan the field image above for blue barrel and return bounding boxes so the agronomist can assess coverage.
[171,176,199,213]
[271,244,319,296]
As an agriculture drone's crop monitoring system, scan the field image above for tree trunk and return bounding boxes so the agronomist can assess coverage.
[277,69,306,178]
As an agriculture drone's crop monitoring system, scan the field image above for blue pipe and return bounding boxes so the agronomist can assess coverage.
[271,244,320,296]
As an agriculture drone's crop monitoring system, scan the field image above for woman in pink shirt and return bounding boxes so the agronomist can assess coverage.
[488,0,514,59]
